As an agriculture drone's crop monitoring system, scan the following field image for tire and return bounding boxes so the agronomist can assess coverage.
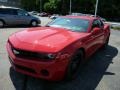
[65,50,84,80]
[0,20,4,28]
[102,37,109,49]
[30,20,38,27]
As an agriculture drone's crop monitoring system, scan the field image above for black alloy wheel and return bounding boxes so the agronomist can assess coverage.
[65,50,84,80]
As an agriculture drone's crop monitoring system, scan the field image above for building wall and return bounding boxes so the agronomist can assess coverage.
[0,0,21,7]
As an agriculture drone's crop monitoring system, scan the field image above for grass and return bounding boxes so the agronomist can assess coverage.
[111,26,120,30]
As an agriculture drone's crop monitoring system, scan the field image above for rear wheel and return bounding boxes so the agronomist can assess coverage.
[65,50,84,80]
[0,20,4,28]
[102,37,109,49]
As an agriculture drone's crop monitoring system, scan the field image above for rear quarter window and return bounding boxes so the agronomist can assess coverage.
[0,8,17,15]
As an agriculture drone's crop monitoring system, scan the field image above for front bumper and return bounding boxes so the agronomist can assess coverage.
[37,19,41,24]
[7,43,69,81]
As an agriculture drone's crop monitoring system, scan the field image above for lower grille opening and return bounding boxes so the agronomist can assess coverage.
[15,64,36,74]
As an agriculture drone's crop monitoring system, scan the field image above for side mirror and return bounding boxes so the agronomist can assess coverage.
[26,13,30,16]
[91,27,101,34]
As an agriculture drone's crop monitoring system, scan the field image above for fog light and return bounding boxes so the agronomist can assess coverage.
[41,69,49,76]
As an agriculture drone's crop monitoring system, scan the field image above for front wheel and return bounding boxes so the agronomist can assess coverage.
[30,20,38,27]
[65,50,84,80]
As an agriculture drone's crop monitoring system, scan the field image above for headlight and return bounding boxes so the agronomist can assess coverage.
[37,53,57,60]
[13,49,20,55]
[47,54,56,59]
[8,40,20,55]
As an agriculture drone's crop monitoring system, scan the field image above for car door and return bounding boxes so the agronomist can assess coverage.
[85,19,104,57]
[16,9,31,25]
[93,19,105,45]
[9,9,21,25]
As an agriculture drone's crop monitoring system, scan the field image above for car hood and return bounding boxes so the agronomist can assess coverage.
[9,27,89,53]
[30,15,40,20]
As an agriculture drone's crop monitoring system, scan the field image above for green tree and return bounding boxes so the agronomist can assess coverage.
[98,0,120,20]
[44,0,61,14]
[21,0,36,11]
[21,0,48,12]
[21,0,120,21]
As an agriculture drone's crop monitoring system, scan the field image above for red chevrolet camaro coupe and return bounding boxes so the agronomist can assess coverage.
[7,16,110,81]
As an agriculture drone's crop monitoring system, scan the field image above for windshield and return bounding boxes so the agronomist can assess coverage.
[47,17,90,32]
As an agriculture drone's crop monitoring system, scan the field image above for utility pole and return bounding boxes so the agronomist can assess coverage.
[69,0,72,14]
[95,0,99,17]
[40,0,42,13]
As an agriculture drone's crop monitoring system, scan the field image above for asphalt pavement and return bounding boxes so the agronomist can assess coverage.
[0,18,120,90]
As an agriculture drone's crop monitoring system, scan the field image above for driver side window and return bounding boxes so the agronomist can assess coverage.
[92,20,100,28]
[17,9,29,16]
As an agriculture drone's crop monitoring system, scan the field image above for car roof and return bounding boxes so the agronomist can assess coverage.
[0,5,20,10]
[62,15,98,21]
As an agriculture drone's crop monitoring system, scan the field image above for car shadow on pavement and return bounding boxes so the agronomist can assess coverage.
[9,45,118,90]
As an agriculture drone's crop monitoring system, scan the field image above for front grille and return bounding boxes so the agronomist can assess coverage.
[12,48,39,59]
[11,47,51,61]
